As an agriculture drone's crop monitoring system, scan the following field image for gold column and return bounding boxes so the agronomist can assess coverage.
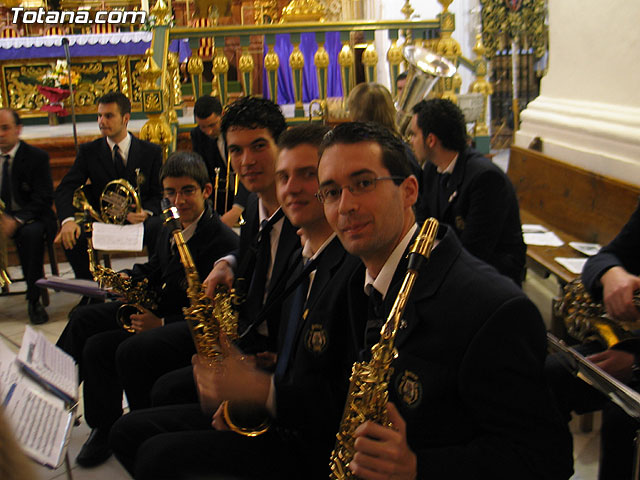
[289,36,305,117]
[212,45,230,106]
[139,49,172,160]
[338,39,355,108]
[387,37,403,98]
[469,34,493,137]
[188,49,204,100]
[314,34,330,101]
[167,51,182,113]
[435,0,460,102]
[117,56,130,99]
[264,36,280,104]
[238,44,255,96]
[362,41,378,83]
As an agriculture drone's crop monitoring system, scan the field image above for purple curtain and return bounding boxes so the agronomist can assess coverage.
[263,31,343,104]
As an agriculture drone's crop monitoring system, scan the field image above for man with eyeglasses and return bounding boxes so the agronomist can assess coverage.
[55,152,238,468]
[316,122,573,479]
[409,98,526,285]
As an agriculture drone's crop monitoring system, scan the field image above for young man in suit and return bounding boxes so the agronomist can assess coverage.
[0,108,57,325]
[316,122,573,479]
[109,124,362,479]
[111,96,299,414]
[55,152,238,468]
[54,91,163,292]
[410,98,526,285]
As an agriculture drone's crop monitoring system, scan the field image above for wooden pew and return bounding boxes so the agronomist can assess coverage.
[508,145,640,287]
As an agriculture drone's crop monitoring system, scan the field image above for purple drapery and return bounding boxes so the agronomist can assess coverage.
[263,31,343,104]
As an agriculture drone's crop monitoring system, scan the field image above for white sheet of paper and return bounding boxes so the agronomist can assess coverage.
[92,222,144,252]
[0,340,19,399]
[555,257,588,275]
[522,224,549,234]
[569,241,602,257]
[523,231,564,247]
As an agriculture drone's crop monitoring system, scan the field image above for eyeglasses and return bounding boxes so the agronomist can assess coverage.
[162,186,200,199]
[315,176,405,204]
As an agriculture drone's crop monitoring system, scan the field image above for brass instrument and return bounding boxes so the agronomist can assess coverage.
[82,209,157,332]
[213,167,221,213]
[329,218,439,479]
[161,198,261,434]
[0,199,12,288]
[395,46,456,142]
[233,173,246,227]
[72,174,143,225]
[308,99,327,124]
[556,278,640,349]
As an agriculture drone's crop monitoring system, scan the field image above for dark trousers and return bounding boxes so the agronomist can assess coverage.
[116,322,195,411]
[63,215,164,280]
[13,219,48,302]
[109,404,308,480]
[151,365,198,407]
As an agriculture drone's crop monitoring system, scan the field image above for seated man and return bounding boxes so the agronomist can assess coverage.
[410,98,526,285]
[109,124,361,479]
[54,92,163,302]
[316,122,572,478]
[548,198,640,480]
[0,108,57,325]
[55,151,238,468]
[190,95,249,221]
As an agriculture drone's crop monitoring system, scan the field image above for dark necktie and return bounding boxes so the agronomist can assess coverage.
[438,172,451,216]
[274,257,317,379]
[1,154,11,210]
[113,144,126,178]
[244,209,284,320]
[362,286,385,359]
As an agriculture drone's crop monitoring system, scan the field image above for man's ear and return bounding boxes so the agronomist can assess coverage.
[202,183,213,199]
[402,175,419,209]
[123,112,131,127]
[426,132,438,149]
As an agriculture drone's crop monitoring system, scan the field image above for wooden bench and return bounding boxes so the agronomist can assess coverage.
[508,145,640,287]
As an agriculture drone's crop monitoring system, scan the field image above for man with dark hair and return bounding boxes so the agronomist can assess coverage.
[396,70,408,100]
[110,96,298,415]
[410,98,526,285]
[0,108,57,325]
[54,91,163,299]
[56,151,239,468]
[109,123,362,480]
[315,121,572,479]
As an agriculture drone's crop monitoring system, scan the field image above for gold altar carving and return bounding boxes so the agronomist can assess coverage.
[480,0,547,59]
[281,0,326,22]
[138,49,172,159]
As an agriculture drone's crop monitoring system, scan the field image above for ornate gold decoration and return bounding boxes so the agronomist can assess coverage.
[212,47,230,105]
[150,0,172,26]
[138,49,172,159]
[289,43,304,112]
[438,0,453,11]
[387,39,403,97]
[188,54,205,77]
[468,34,493,136]
[435,9,460,102]
[167,51,182,108]
[118,56,130,98]
[480,0,547,59]
[338,42,355,107]
[264,44,280,104]
[361,42,378,83]
[281,0,325,22]
[238,46,255,96]
[254,0,279,24]
[314,44,330,100]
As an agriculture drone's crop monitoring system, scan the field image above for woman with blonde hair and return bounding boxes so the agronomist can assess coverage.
[346,82,399,133]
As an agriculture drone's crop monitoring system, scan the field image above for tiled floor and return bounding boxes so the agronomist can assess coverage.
[0,258,601,479]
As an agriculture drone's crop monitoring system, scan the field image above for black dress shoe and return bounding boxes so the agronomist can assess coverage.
[76,428,112,467]
[28,300,49,325]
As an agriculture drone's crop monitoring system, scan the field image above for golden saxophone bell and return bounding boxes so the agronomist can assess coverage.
[117,303,142,333]
[0,199,12,288]
[221,400,271,436]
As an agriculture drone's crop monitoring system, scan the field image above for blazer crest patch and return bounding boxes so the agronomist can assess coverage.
[395,370,422,408]
[305,324,328,354]
[455,215,465,231]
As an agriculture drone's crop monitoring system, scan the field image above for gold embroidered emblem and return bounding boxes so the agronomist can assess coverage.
[455,215,465,231]
[305,324,328,354]
[396,370,422,407]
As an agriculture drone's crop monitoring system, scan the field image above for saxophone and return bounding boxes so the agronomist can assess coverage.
[161,198,267,436]
[82,209,157,332]
[329,218,439,479]
[0,199,12,288]
[556,278,640,349]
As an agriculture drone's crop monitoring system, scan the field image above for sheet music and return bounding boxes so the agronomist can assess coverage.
[17,326,78,403]
[0,340,20,399]
[3,375,74,469]
[523,231,564,247]
[93,222,144,251]
[522,224,549,234]
[555,257,588,275]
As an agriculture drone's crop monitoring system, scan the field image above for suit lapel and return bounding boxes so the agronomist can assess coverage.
[441,151,466,218]
[100,138,118,179]
[10,142,25,198]
[266,216,299,299]
[124,134,139,180]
